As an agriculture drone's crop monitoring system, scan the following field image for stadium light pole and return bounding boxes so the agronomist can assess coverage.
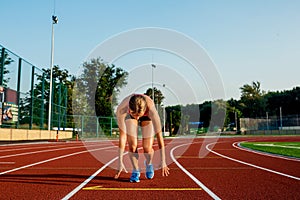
[151,64,156,103]
[48,15,58,131]
[162,84,166,135]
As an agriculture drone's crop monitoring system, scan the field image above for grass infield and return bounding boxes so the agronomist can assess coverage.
[240,142,300,159]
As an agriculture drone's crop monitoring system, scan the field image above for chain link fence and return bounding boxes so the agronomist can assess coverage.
[240,114,300,134]
[0,45,67,130]
[64,115,119,138]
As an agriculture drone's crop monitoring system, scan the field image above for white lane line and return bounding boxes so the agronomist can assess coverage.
[61,150,130,200]
[0,143,107,159]
[0,143,82,153]
[0,162,15,164]
[0,146,115,175]
[0,141,48,147]
[233,141,300,162]
[170,143,221,200]
[206,142,300,181]
[254,143,300,149]
[61,155,119,200]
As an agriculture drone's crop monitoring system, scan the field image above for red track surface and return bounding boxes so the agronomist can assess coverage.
[0,136,299,200]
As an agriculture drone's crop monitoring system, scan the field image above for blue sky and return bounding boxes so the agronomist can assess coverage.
[1,0,299,105]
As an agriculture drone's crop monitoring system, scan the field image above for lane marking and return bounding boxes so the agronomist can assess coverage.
[0,146,115,175]
[0,143,82,153]
[206,142,300,181]
[177,167,254,170]
[63,144,166,199]
[234,141,300,162]
[19,167,103,170]
[61,151,129,200]
[0,162,15,164]
[82,186,202,191]
[0,143,107,159]
[254,143,300,149]
[0,141,49,147]
[170,143,221,200]
[176,156,221,159]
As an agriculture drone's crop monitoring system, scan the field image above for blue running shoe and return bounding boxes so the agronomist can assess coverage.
[145,161,154,179]
[130,169,140,183]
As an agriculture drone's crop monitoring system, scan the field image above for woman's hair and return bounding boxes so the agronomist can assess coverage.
[129,94,147,114]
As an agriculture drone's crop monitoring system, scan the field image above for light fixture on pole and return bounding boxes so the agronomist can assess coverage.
[48,15,58,131]
[151,64,156,103]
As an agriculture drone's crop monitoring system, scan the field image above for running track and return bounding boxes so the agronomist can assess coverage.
[0,136,299,199]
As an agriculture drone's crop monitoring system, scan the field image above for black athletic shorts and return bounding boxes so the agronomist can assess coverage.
[125,114,151,123]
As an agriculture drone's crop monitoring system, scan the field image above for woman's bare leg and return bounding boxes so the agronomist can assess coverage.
[126,119,139,171]
[141,121,154,165]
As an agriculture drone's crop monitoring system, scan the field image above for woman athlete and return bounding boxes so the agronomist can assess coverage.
[114,94,169,182]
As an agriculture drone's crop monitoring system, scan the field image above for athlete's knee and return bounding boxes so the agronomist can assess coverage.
[143,146,153,154]
[129,144,138,153]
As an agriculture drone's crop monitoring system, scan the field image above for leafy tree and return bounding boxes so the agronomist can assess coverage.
[240,81,266,118]
[210,99,226,131]
[19,65,74,129]
[266,86,300,116]
[165,105,181,135]
[0,48,13,87]
[75,58,128,117]
[144,87,164,105]
[225,98,242,131]
[182,104,200,123]
[199,101,212,128]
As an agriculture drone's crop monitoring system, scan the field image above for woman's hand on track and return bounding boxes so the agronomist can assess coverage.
[114,163,128,179]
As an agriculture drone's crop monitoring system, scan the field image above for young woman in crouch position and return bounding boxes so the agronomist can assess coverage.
[114,94,169,182]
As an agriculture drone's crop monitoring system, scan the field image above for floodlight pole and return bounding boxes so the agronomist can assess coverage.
[151,64,156,103]
[48,15,58,131]
[279,106,283,130]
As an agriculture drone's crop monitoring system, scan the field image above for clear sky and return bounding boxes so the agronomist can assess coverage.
[1,0,299,106]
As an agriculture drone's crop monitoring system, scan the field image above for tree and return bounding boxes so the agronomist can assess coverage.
[19,65,74,129]
[144,87,164,105]
[0,48,13,87]
[266,86,300,116]
[75,58,128,117]
[95,65,128,117]
[225,98,242,131]
[199,101,212,128]
[240,81,266,118]
[165,105,181,135]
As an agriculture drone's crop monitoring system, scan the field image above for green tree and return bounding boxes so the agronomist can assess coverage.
[96,65,127,117]
[165,105,181,135]
[225,98,242,131]
[240,81,266,118]
[199,101,212,128]
[0,48,13,87]
[182,104,200,123]
[19,65,74,129]
[75,58,128,117]
[145,87,164,105]
[211,99,226,131]
[266,86,300,116]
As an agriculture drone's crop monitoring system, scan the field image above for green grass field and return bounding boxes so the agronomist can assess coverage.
[240,142,300,158]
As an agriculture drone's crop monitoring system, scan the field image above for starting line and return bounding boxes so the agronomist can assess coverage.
[83,186,202,191]
[0,162,15,164]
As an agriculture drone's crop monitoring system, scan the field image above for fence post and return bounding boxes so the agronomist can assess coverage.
[29,66,35,130]
[96,116,99,138]
[81,115,84,138]
[64,85,67,130]
[0,48,5,127]
[110,117,113,136]
[58,82,61,131]
[40,73,45,129]
[17,58,22,129]
[0,47,5,85]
